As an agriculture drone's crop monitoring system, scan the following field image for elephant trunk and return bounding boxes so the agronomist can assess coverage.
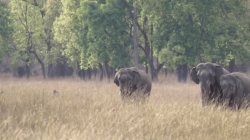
[120,83,132,96]
[201,81,211,94]
[201,78,213,106]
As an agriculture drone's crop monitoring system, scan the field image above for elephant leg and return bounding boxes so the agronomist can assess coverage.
[234,96,243,109]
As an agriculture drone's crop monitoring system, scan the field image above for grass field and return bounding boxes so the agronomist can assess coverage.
[0,76,250,140]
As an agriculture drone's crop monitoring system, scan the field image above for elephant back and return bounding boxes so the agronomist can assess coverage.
[231,72,250,93]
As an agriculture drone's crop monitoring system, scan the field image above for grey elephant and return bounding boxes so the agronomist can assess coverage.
[114,67,152,100]
[220,72,250,109]
[190,62,229,106]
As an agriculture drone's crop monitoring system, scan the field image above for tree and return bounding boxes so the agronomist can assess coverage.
[133,6,139,68]
[10,0,63,79]
[122,0,164,80]
[54,0,132,80]
[19,0,63,78]
[11,0,45,78]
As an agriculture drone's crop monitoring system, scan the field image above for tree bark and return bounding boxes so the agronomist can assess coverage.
[229,59,236,72]
[87,67,92,80]
[133,7,139,68]
[145,64,148,74]
[77,62,85,80]
[104,61,110,80]
[78,70,85,80]
[99,63,104,81]
[199,56,203,63]
[47,64,54,78]
[110,67,115,78]
[212,58,216,63]
[25,61,31,79]
[94,68,97,79]
[177,64,188,83]
[31,50,46,79]
[149,24,158,81]
[156,63,164,77]
[164,68,168,79]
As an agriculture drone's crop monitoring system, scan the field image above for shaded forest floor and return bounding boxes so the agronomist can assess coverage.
[0,76,250,140]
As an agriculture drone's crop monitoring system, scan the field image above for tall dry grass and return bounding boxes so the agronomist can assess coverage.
[0,76,250,140]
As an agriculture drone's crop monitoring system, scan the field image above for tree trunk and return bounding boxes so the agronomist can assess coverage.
[77,62,85,80]
[110,67,115,78]
[78,70,85,80]
[229,59,236,72]
[156,63,164,79]
[177,64,188,83]
[104,61,110,80]
[48,64,54,78]
[113,67,116,77]
[212,58,216,63]
[164,68,168,79]
[133,7,139,68]
[145,64,148,74]
[31,51,46,79]
[25,62,31,79]
[94,68,97,79]
[87,68,92,80]
[149,62,156,80]
[99,63,104,81]
[199,56,203,63]
[149,23,158,81]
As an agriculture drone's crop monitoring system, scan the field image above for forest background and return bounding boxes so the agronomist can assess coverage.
[1,0,250,82]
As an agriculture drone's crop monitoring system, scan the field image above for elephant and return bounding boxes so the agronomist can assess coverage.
[114,67,152,101]
[220,72,250,109]
[190,62,230,106]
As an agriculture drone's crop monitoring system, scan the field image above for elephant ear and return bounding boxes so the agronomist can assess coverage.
[235,76,243,92]
[133,70,141,87]
[234,76,244,108]
[190,67,199,84]
[114,72,119,86]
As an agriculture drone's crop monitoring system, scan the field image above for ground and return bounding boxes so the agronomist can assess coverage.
[0,75,250,140]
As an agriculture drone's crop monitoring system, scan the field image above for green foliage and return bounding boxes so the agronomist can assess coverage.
[0,1,12,61]
[54,0,132,69]
[154,0,250,68]
[2,0,250,74]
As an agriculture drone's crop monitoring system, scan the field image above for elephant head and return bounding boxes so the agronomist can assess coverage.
[190,63,226,90]
[114,68,141,96]
[190,62,229,105]
[220,74,244,108]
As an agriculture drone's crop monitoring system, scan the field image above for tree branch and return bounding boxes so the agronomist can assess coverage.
[156,63,164,73]
[18,16,27,29]
[138,44,146,54]
[21,0,38,6]
[104,29,111,37]
[220,3,229,19]
[120,0,149,56]
[30,50,43,65]
[120,0,133,19]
